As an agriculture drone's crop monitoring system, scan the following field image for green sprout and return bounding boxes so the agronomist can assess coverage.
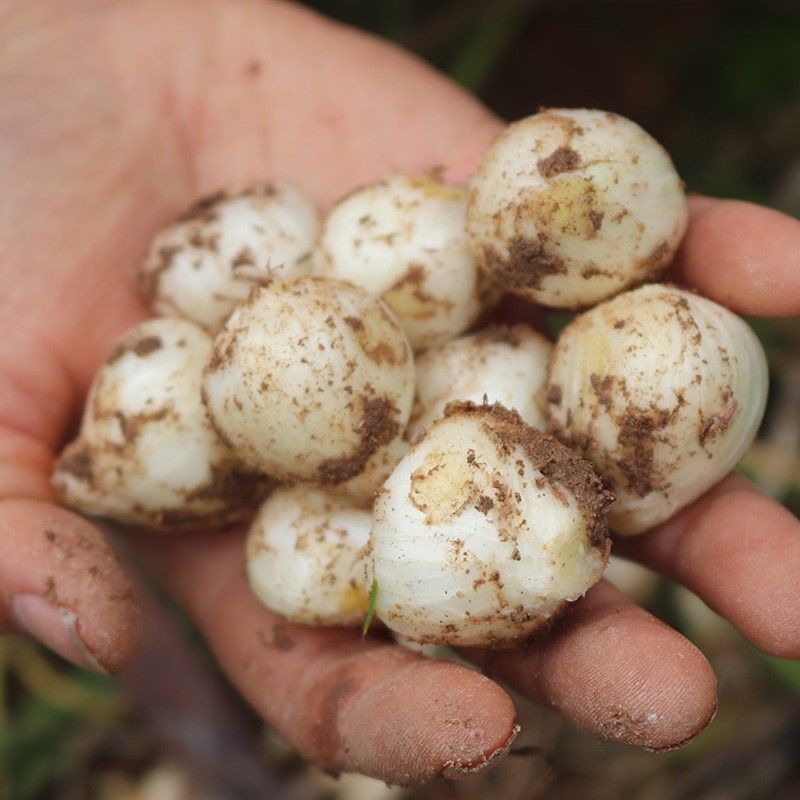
[362,578,379,636]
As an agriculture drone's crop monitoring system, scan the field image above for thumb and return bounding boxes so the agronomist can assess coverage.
[0,499,141,674]
[0,339,140,673]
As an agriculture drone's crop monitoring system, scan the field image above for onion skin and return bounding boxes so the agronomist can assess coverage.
[139,183,318,331]
[202,276,415,502]
[371,402,612,648]
[314,174,499,351]
[545,284,768,535]
[467,109,688,308]
[53,318,269,532]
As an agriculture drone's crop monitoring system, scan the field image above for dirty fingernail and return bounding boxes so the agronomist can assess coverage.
[10,593,107,673]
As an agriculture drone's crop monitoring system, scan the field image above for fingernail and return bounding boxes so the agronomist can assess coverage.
[10,593,107,673]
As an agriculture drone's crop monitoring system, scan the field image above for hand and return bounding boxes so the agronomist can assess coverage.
[2,0,800,785]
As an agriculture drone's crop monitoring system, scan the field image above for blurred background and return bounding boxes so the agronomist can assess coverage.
[3,0,800,798]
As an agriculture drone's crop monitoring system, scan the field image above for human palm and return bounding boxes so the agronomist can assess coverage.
[2,0,800,785]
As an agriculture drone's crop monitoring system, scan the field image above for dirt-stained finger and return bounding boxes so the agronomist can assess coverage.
[464,580,718,751]
[145,528,519,785]
[0,498,141,673]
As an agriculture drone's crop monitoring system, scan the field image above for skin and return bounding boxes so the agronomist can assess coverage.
[1,0,800,784]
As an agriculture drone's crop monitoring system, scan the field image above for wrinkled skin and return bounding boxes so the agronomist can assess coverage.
[2,0,800,785]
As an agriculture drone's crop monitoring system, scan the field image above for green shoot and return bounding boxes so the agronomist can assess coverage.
[362,578,379,636]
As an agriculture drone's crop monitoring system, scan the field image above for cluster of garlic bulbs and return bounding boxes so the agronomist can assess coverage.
[53,109,768,647]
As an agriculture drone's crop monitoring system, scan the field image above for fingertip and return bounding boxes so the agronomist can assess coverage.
[474,583,718,752]
[325,656,519,785]
[606,624,718,753]
[550,586,718,751]
[622,475,800,661]
[678,198,800,316]
[747,625,800,662]
[692,489,800,661]
[686,194,717,215]
[0,499,141,673]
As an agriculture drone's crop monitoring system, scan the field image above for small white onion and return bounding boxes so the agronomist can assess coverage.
[247,486,371,625]
[545,284,768,535]
[202,277,415,501]
[408,324,552,439]
[466,109,688,308]
[139,183,318,330]
[313,174,499,351]
[53,318,268,531]
[371,402,612,647]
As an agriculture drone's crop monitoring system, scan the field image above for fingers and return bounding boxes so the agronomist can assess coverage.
[616,474,800,659]
[143,528,519,785]
[0,498,141,673]
[149,527,717,760]
[465,581,717,751]
[673,196,800,316]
